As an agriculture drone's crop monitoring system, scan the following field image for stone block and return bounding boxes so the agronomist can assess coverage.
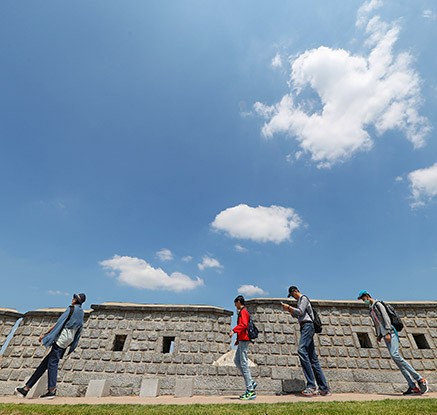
[139,378,160,397]
[282,378,305,393]
[85,379,110,397]
[174,377,194,397]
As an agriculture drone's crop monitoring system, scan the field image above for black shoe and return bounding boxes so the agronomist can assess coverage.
[402,386,420,395]
[40,390,56,399]
[15,387,28,397]
[418,378,429,394]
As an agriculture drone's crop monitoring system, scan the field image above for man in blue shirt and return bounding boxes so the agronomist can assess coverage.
[15,293,86,399]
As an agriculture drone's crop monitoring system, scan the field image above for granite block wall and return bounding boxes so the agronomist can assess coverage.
[0,299,436,396]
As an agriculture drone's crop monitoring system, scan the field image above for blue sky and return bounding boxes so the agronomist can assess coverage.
[1,0,436,313]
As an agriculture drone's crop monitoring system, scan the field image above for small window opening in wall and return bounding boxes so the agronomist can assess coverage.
[112,335,127,351]
[412,334,430,349]
[357,332,372,348]
[162,336,175,353]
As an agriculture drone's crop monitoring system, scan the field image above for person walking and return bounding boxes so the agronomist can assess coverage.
[15,293,86,399]
[229,295,257,400]
[282,286,330,396]
[357,290,428,395]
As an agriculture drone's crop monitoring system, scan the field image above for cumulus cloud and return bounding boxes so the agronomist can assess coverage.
[235,244,248,253]
[198,255,223,271]
[422,10,436,20]
[48,290,69,296]
[254,1,430,168]
[156,248,173,261]
[271,53,283,68]
[212,204,302,244]
[182,255,193,263]
[238,284,267,297]
[100,255,204,292]
[408,163,437,208]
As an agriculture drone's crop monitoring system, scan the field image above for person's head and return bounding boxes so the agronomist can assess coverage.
[234,295,245,310]
[72,293,86,306]
[287,286,300,300]
[357,290,372,305]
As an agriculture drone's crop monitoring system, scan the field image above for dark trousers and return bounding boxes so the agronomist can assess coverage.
[26,344,65,390]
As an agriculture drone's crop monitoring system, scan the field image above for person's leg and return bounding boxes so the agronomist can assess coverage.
[308,334,329,392]
[234,343,243,376]
[297,324,316,390]
[25,353,51,389]
[46,345,65,391]
[238,341,254,391]
[385,335,419,388]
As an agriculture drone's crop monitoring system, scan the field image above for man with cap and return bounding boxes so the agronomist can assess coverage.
[282,286,330,396]
[15,293,86,399]
[357,290,428,395]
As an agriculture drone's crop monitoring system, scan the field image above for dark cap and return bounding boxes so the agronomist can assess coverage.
[287,286,299,298]
[73,293,86,305]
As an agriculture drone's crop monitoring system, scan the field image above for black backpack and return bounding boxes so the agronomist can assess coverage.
[379,301,404,332]
[247,315,259,340]
[303,296,322,334]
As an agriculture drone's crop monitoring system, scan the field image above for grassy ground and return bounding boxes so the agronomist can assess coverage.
[1,400,437,415]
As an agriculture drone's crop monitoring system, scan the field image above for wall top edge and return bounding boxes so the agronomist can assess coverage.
[0,308,23,318]
[246,298,437,308]
[23,308,93,317]
[91,302,233,315]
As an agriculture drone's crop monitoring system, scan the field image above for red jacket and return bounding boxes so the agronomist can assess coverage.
[233,307,250,341]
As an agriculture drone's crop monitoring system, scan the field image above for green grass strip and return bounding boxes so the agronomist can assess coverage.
[1,399,437,415]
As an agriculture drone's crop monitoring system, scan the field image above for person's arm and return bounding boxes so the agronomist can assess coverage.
[375,302,393,341]
[289,296,308,317]
[39,323,56,343]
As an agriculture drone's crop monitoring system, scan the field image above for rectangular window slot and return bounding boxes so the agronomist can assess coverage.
[356,332,372,348]
[412,334,430,349]
[112,335,127,352]
[162,336,175,353]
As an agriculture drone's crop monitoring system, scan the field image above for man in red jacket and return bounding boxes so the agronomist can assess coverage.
[229,295,257,400]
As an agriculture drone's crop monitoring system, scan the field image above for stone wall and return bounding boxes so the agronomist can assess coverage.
[246,298,437,394]
[0,299,436,396]
[0,308,22,351]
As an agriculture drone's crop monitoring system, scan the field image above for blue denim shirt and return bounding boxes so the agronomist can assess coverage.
[42,304,84,354]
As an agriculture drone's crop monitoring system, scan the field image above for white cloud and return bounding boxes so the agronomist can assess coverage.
[198,255,223,271]
[271,53,283,68]
[408,163,437,208]
[182,255,193,263]
[48,290,69,296]
[212,204,302,244]
[356,0,382,28]
[254,2,430,168]
[235,244,248,253]
[100,255,204,292]
[238,284,267,297]
[156,248,173,261]
[422,10,436,20]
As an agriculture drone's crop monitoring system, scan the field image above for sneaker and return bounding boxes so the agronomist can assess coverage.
[418,378,429,394]
[319,389,332,396]
[250,381,258,391]
[239,390,256,400]
[301,387,318,397]
[15,387,28,397]
[402,386,421,395]
[40,390,56,399]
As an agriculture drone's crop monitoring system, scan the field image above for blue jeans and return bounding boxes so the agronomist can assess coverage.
[385,334,422,388]
[234,341,254,391]
[297,323,329,391]
[26,344,65,390]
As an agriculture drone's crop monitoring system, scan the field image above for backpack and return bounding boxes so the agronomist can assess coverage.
[303,295,322,334]
[379,301,404,332]
[247,315,259,340]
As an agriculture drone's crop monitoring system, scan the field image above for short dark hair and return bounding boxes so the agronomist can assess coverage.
[234,295,245,305]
